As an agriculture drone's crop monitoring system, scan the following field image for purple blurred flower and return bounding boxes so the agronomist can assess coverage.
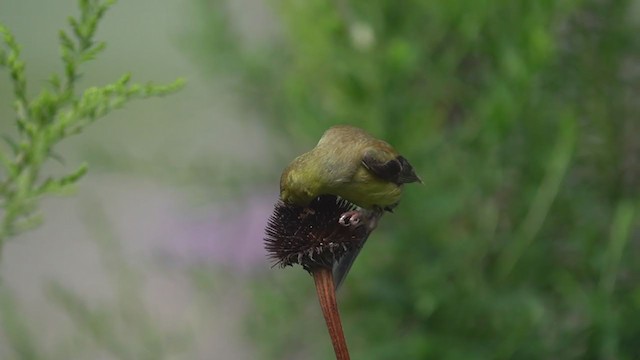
[160,193,277,272]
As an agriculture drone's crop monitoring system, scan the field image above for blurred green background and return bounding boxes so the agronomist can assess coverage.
[2,0,640,359]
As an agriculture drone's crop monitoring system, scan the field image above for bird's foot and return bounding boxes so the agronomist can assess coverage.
[338,210,363,227]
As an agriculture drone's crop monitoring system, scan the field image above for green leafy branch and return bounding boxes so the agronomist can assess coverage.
[0,0,185,246]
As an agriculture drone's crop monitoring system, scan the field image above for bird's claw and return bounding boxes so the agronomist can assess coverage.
[339,210,362,227]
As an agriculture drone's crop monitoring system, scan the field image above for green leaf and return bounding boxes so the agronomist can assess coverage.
[0,0,183,243]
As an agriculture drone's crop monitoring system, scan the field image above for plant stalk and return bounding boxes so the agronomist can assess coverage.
[313,267,350,360]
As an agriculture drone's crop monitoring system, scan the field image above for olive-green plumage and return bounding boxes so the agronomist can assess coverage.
[280,125,421,210]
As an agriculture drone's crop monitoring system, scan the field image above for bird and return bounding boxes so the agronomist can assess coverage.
[280,124,422,226]
[279,125,422,288]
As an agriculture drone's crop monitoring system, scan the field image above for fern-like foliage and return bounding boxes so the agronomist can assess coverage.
[0,0,185,246]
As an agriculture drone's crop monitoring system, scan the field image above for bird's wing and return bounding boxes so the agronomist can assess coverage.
[396,156,423,184]
[362,150,421,185]
[361,149,402,183]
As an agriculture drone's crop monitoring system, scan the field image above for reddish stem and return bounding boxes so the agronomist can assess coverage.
[313,267,350,360]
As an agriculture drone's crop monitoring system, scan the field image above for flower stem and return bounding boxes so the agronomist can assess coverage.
[313,267,350,360]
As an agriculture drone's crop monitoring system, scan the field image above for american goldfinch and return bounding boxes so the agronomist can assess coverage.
[280,125,421,225]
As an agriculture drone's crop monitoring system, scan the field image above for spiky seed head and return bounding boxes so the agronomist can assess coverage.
[264,195,367,272]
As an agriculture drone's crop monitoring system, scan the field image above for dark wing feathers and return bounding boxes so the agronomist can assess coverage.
[362,151,421,185]
[361,152,402,183]
[396,156,422,184]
